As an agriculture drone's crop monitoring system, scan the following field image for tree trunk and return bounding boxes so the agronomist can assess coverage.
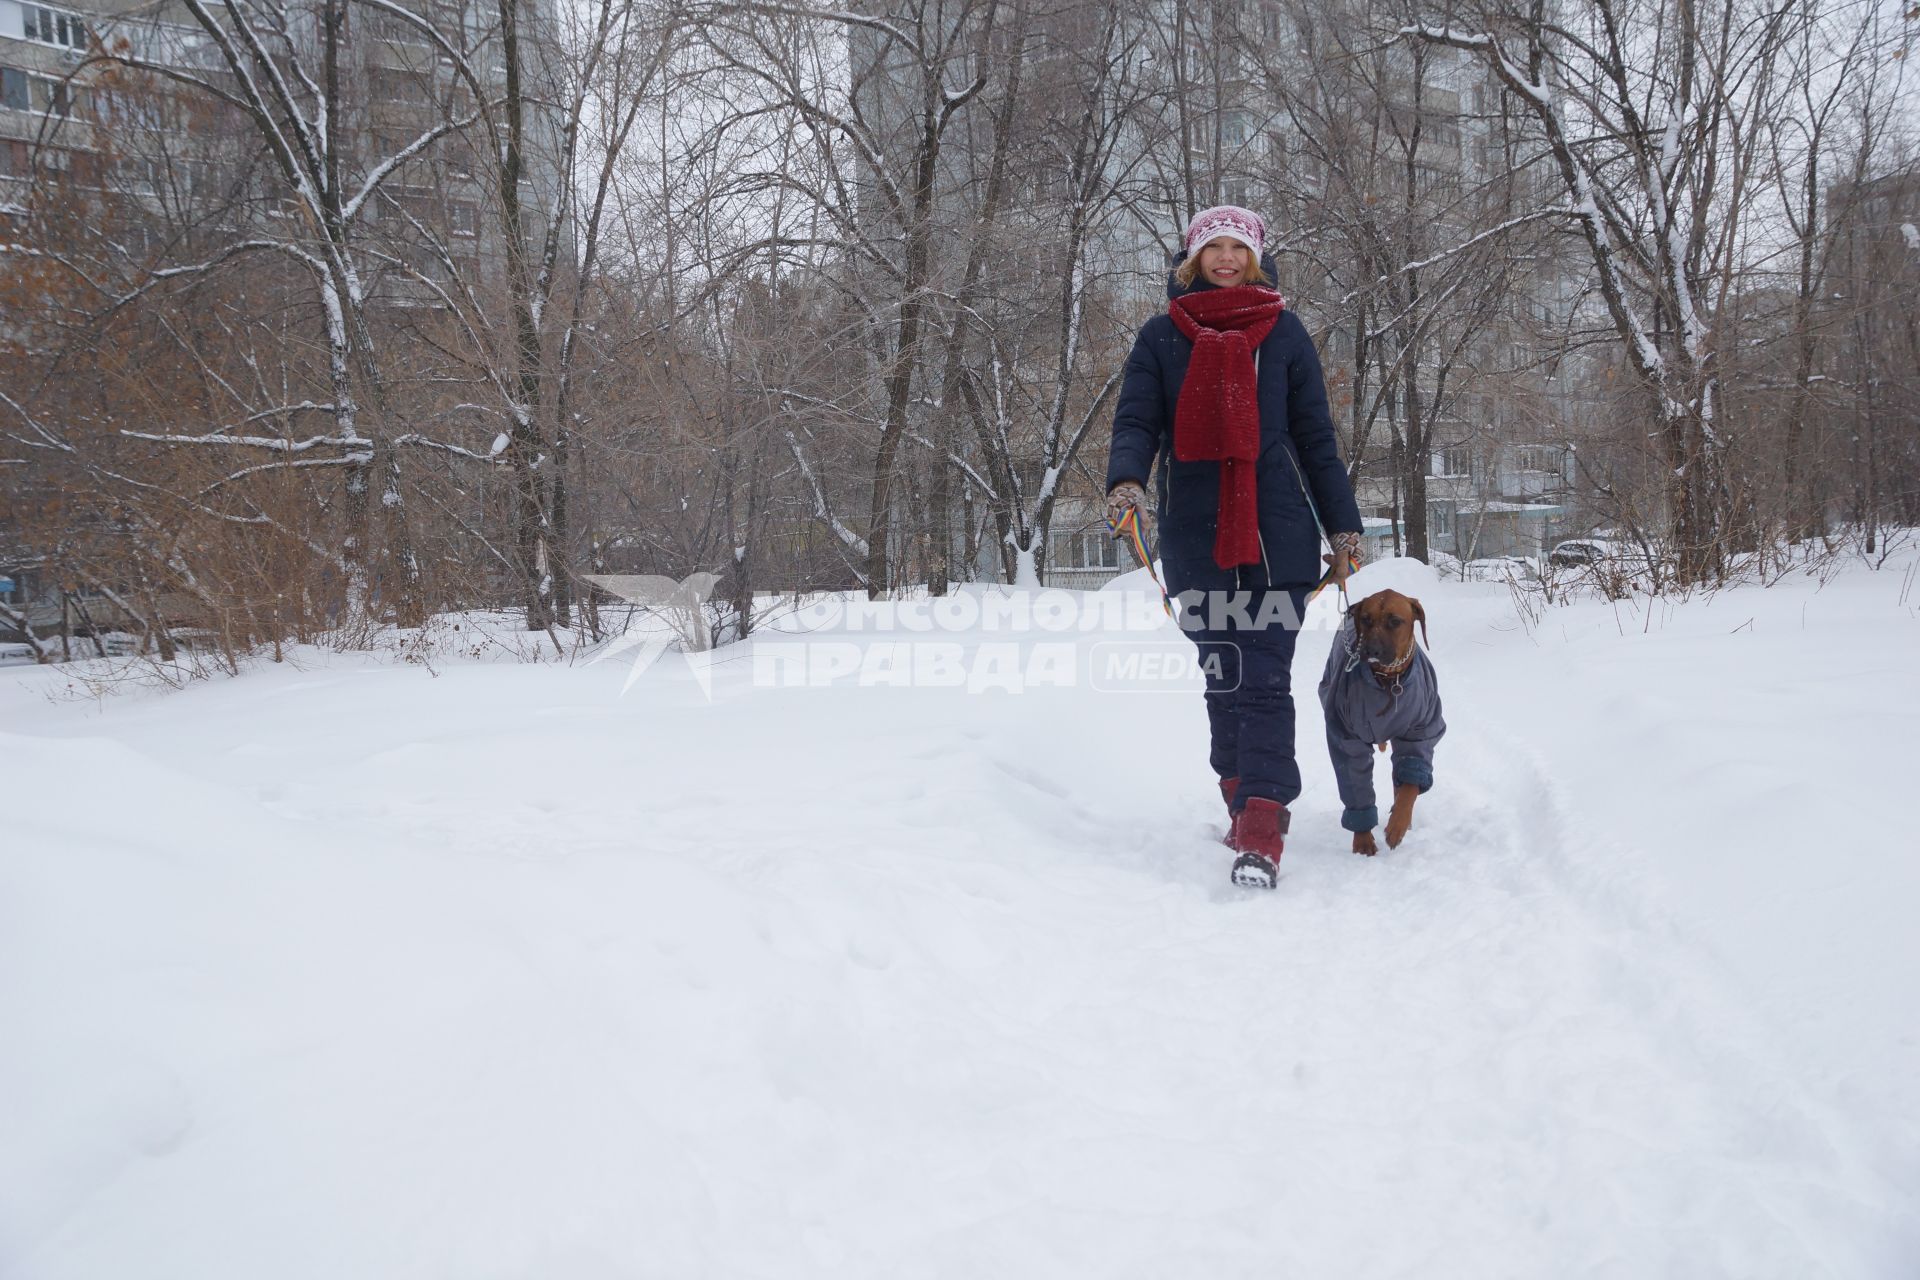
[865,125,941,599]
[499,0,555,632]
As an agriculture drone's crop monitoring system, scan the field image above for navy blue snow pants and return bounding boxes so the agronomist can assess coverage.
[1184,586,1312,811]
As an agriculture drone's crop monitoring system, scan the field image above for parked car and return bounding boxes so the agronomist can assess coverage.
[1548,538,1624,568]
[1546,537,1659,595]
[1463,556,1538,583]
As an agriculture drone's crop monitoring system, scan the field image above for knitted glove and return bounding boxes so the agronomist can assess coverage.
[1326,530,1363,588]
[1105,480,1149,531]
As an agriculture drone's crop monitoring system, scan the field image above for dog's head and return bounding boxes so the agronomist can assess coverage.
[1350,589,1428,667]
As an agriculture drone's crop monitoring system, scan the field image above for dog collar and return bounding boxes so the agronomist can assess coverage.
[1363,646,1415,696]
[1341,632,1414,695]
[1369,649,1415,678]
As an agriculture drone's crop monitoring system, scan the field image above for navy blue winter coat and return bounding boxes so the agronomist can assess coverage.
[1106,255,1364,594]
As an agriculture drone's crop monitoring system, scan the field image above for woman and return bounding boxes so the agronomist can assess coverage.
[1105,205,1365,889]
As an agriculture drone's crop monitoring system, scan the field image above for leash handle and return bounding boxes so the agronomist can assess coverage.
[1110,510,1355,620]
[1106,505,1175,618]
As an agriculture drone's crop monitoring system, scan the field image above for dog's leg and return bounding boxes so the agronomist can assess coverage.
[1351,829,1378,856]
[1384,783,1419,848]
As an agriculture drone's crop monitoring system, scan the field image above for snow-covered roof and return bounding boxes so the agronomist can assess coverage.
[1457,501,1563,515]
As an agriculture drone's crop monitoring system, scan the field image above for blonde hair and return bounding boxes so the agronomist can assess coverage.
[1174,249,1271,289]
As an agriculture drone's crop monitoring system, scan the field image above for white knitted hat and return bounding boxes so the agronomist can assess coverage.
[1184,205,1265,259]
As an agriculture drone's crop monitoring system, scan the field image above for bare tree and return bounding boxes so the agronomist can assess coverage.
[1411,0,1808,582]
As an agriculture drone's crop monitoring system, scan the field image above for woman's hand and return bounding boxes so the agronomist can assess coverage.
[1325,530,1363,588]
[1105,480,1149,531]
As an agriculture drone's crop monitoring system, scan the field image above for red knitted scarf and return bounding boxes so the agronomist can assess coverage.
[1168,285,1285,568]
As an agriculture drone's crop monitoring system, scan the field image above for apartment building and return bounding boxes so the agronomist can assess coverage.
[843,0,1603,586]
[0,0,561,291]
[0,0,97,215]
[0,0,566,650]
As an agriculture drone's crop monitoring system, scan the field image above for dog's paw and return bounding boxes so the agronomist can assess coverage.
[1351,830,1378,857]
[1385,810,1413,848]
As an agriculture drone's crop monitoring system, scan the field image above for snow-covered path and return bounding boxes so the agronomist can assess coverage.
[4,559,1916,1277]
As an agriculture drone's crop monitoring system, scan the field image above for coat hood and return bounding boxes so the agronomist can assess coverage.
[1167,247,1284,300]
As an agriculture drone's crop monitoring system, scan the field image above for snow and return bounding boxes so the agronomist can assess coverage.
[1335,554,1438,604]
[1456,499,1561,514]
[3,549,1918,1276]
[1010,542,1040,587]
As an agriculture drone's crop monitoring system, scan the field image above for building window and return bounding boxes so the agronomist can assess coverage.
[93,88,165,130]
[449,199,475,236]
[1260,2,1283,42]
[1413,163,1460,200]
[1074,529,1116,570]
[364,8,429,46]
[370,129,411,161]
[188,159,230,199]
[1515,444,1560,473]
[114,154,159,192]
[32,74,70,116]
[1093,530,1116,569]
[368,69,428,104]
[7,68,81,117]
[21,3,87,50]
[1429,505,1453,539]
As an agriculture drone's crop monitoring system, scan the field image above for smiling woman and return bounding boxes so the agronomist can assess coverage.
[1103,204,1365,890]
[1171,223,1272,290]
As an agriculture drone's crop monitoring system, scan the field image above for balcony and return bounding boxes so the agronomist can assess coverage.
[1501,468,1564,500]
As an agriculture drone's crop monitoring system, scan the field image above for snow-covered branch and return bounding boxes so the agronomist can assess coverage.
[342,106,491,222]
[119,429,371,452]
[717,1,923,59]
[1342,208,1581,307]
[1,389,76,455]
[783,428,870,565]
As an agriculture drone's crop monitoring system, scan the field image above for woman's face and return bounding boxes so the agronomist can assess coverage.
[1197,237,1252,286]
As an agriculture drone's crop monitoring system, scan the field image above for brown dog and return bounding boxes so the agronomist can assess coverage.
[1317,589,1446,856]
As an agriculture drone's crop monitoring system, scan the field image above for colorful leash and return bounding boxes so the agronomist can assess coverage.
[1308,549,1362,610]
[1105,505,1175,618]
[1111,506,1358,618]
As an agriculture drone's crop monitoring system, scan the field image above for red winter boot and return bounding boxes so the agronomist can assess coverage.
[1219,777,1239,846]
[1230,797,1289,889]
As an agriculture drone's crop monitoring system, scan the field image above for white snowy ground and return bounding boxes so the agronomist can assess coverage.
[3,548,1918,1279]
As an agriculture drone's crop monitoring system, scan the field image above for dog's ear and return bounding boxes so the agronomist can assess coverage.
[1409,597,1429,650]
